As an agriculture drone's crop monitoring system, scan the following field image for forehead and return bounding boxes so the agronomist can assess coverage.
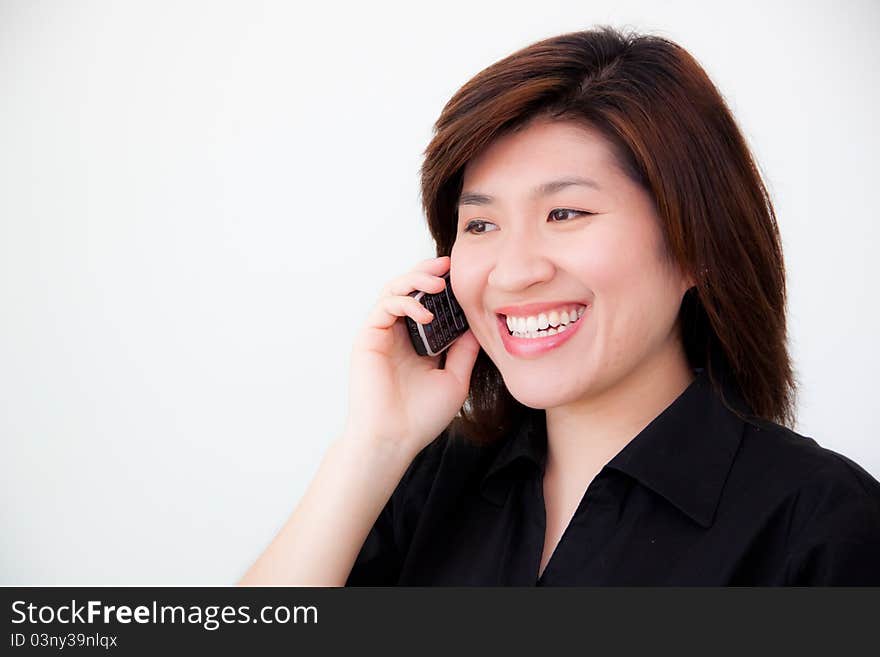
[462,119,620,186]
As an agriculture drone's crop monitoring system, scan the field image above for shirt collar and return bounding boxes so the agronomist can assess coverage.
[478,368,751,528]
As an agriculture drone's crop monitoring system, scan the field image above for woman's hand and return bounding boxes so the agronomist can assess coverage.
[239,256,480,586]
[343,256,481,458]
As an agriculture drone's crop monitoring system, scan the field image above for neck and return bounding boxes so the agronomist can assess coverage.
[543,342,696,484]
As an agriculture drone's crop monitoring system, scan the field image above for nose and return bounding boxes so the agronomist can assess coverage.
[486,232,556,293]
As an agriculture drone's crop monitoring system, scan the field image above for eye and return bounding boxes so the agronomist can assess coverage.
[462,219,496,235]
[462,209,594,234]
[549,208,593,222]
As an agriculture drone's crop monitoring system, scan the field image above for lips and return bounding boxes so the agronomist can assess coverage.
[496,305,588,358]
[494,300,590,317]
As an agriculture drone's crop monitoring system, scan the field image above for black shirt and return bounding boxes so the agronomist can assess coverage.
[345,369,880,585]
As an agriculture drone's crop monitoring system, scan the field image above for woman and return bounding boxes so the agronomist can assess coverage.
[239,26,880,586]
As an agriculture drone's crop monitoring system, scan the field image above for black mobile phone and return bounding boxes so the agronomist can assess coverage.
[405,271,469,356]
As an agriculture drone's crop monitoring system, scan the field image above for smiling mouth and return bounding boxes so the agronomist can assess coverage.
[496,306,587,338]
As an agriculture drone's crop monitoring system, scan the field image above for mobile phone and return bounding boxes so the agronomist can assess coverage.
[405,271,469,356]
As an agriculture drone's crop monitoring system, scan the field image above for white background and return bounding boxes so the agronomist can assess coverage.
[1,0,878,584]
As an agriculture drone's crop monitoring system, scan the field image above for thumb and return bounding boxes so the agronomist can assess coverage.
[443,329,481,391]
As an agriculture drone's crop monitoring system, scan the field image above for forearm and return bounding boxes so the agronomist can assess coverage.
[237,431,416,586]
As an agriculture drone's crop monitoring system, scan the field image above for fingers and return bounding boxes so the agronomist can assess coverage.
[366,293,435,331]
[380,256,449,298]
[367,256,450,331]
[380,271,446,298]
[442,329,481,388]
[414,255,450,274]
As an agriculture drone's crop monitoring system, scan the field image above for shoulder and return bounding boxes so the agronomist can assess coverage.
[724,419,880,584]
[734,418,880,566]
[736,417,880,500]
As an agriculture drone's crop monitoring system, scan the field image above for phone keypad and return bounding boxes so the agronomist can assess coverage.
[405,271,468,356]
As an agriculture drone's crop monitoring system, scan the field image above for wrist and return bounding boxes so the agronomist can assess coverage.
[334,427,418,473]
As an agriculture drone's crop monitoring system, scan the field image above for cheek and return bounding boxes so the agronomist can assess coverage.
[582,229,678,347]
[449,250,486,314]
[584,223,668,295]
[572,234,645,293]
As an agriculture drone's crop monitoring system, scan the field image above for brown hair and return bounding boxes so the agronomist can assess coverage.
[419,25,799,446]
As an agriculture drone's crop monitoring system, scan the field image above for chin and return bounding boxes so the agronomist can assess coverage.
[503,375,584,410]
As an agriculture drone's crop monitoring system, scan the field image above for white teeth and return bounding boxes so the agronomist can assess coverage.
[505,305,588,338]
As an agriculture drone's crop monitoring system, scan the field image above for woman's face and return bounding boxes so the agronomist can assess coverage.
[450,118,694,409]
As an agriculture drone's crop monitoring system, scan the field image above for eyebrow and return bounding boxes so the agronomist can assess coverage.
[457,176,602,207]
